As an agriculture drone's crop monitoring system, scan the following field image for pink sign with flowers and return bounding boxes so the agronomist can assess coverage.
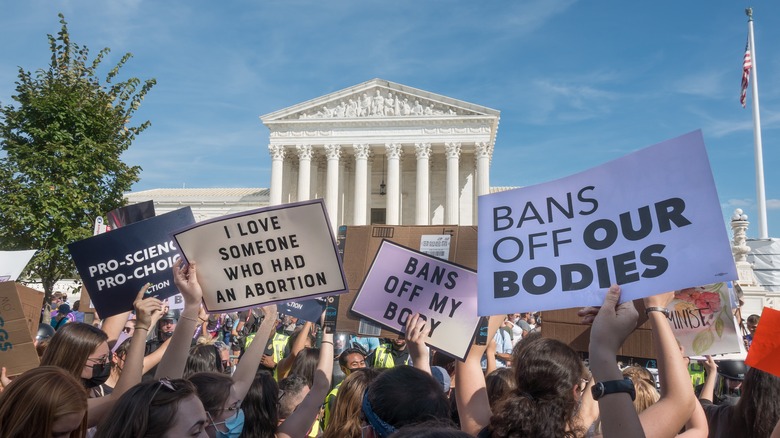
[666,283,742,356]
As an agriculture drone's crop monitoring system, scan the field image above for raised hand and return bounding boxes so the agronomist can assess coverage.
[133,284,163,330]
[172,258,202,306]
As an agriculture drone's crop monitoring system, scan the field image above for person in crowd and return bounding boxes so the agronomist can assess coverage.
[485,368,516,411]
[323,346,370,429]
[368,336,410,368]
[700,359,780,438]
[744,313,760,349]
[323,367,382,438]
[40,285,161,428]
[51,303,73,330]
[361,365,451,437]
[240,370,278,438]
[0,366,89,438]
[483,323,512,373]
[34,322,56,357]
[277,374,310,424]
[389,420,473,438]
[184,343,228,378]
[146,310,179,355]
[699,357,747,406]
[288,347,320,387]
[94,378,208,438]
[502,313,523,346]
[348,334,381,355]
[274,320,316,379]
[622,366,660,413]
[72,300,85,323]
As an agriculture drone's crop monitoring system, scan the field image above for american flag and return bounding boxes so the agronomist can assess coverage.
[741,41,752,108]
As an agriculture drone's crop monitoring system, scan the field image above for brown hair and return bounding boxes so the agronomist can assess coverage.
[622,366,659,414]
[0,366,88,438]
[323,368,382,438]
[40,322,108,379]
[188,372,233,417]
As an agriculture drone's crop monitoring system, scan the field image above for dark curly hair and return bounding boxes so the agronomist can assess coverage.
[489,337,585,438]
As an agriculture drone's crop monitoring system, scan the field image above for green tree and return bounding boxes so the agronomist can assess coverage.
[0,14,155,301]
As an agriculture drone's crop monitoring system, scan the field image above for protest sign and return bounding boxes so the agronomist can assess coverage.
[666,283,742,356]
[478,130,738,314]
[279,298,326,323]
[106,200,156,229]
[0,250,37,282]
[173,199,347,313]
[350,240,480,360]
[745,307,780,377]
[0,282,44,376]
[68,208,196,318]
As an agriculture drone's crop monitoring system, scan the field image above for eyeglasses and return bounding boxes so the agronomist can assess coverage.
[206,400,242,429]
[86,351,113,366]
[150,378,177,401]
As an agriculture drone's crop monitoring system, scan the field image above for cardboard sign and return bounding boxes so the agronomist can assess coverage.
[666,283,742,356]
[0,282,44,376]
[279,298,326,323]
[350,240,480,360]
[478,131,738,314]
[0,250,37,282]
[68,208,196,318]
[745,307,780,377]
[173,199,347,313]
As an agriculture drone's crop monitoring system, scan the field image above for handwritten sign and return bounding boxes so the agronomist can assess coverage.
[68,208,196,318]
[172,199,347,313]
[477,131,738,314]
[0,282,43,376]
[666,283,741,356]
[350,240,479,360]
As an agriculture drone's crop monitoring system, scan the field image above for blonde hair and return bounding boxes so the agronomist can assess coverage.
[323,368,382,438]
[622,366,660,413]
[41,322,108,379]
[0,366,88,438]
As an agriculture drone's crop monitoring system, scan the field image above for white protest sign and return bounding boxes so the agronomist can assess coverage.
[478,131,738,314]
[0,250,37,282]
[350,240,479,360]
[667,283,742,356]
[172,199,347,313]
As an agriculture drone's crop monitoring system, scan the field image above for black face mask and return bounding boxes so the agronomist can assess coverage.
[83,362,111,388]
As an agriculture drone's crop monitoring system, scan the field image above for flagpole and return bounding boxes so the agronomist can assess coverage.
[746,7,768,239]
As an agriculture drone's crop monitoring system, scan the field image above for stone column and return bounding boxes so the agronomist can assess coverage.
[353,144,370,225]
[385,143,403,225]
[324,144,341,227]
[475,141,492,196]
[269,144,286,205]
[296,145,312,201]
[415,142,431,225]
[445,142,461,224]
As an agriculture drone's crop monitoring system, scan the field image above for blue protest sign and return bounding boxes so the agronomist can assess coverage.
[68,208,195,318]
[279,298,326,323]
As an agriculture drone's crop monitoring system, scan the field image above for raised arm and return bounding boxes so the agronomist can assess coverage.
[406,312,431,375]
[456,314,503,436]
[155,258,203,379]
[638,292,696,438]
[277,317,334,438]
[101,310,132,343]
[697,355,717,403]
[276,320,313,379]
[231,304,277,400]
[583,284,644,438]
[678,397,708,438]
[87,285,162,427]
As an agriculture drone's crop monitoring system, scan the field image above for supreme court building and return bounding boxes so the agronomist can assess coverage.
[260,78,500,228]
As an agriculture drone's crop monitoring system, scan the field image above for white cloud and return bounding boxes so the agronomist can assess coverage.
[767,199,780,210]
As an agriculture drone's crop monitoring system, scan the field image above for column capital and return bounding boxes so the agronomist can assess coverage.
[414,142,432,160]
[269,144,286,160]
[296,144,313,160]
[445,142,462,159]
[385,142,403,159]
[475,141,492,159]
[353,143,371,160]
[324,144,342,160]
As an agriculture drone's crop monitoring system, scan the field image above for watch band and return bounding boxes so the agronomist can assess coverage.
[591,377,636,401]
[645,306,670,318]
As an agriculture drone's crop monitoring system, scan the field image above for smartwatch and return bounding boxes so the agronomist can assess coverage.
[591,377,636,401]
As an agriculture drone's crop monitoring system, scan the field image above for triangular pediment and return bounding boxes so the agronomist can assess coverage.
[261,78,499,123]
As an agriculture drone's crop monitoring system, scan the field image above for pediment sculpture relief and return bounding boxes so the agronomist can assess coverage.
[292,89,476,120]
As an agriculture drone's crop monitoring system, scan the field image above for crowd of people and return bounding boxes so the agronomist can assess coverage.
[1,259,779,437]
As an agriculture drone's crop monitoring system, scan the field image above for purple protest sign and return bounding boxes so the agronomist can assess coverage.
[350,240,479,360]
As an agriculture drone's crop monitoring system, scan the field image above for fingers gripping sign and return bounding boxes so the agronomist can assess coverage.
[173,258,203,306]
[134,283,164,328]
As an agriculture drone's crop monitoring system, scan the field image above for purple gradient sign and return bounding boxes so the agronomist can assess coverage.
[350,240,479,360]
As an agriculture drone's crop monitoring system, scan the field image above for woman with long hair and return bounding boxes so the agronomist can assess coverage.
[621,366,659,414]
[0,366,89,438]
[39,285,163,427]
[94,378,208,438]
[323,367,382,438]
[240,370,279,438]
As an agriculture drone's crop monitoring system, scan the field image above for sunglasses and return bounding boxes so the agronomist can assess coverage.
[87,351,113,366]
[150,378,177,401]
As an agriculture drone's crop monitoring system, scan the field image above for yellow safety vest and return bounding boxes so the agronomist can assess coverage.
[372,344,409,368]
[321,382,341,430]
[272,332,290,380]
[689,363,706,387]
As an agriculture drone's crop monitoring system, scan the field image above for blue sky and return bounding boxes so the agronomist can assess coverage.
[1,1,779,238]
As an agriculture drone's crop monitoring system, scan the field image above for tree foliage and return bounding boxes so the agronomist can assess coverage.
[0,13,156,298]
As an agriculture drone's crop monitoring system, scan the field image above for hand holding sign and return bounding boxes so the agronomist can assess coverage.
[173,259,203,307]
[588,285,639,358]
[134,284,163,330]
[405,313,431,374]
